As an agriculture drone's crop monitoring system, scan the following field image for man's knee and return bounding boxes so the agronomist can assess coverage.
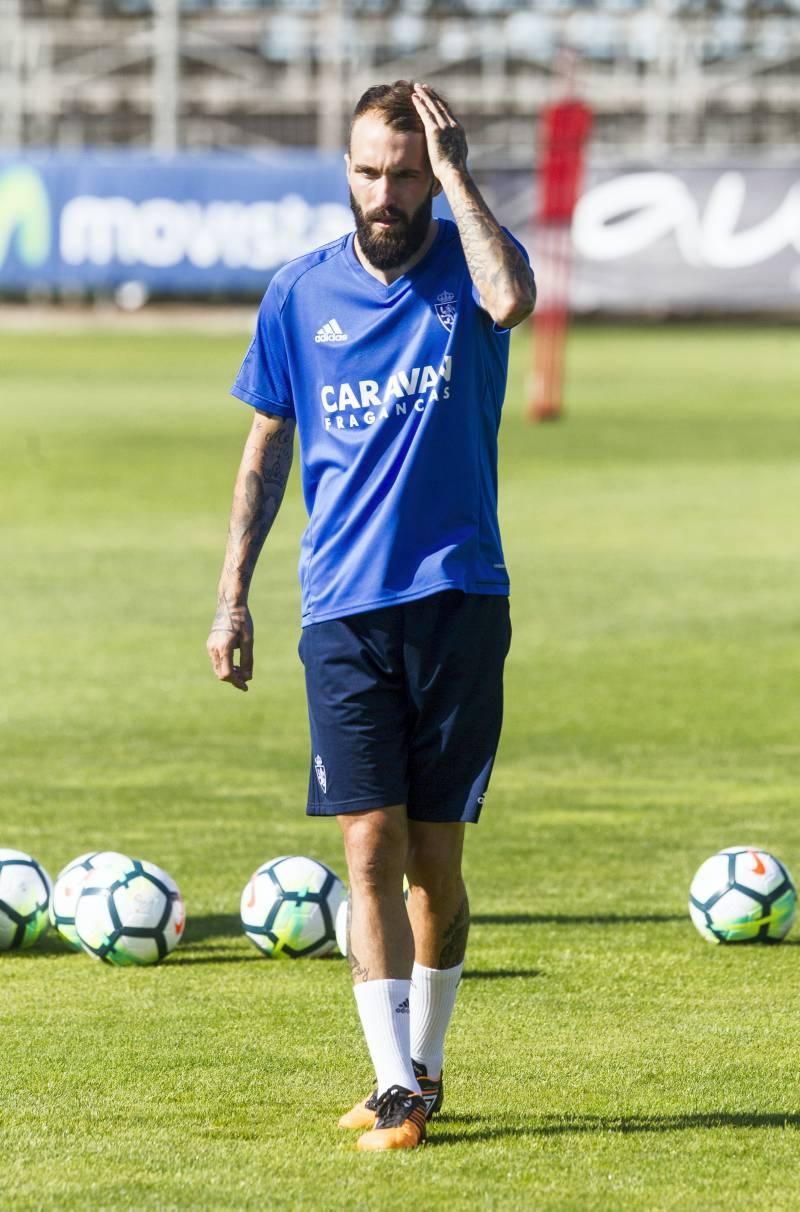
[406,822,465,897]
[406,859,465,913]
[406,871,465,915]
[338,804,407,893]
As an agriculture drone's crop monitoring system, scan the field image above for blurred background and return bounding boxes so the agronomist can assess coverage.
[1,0,799,315]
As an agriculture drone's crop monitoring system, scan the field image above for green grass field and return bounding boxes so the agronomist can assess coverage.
[2,322,800,1210]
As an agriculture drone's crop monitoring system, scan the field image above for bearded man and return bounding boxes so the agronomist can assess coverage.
[207,80,535,1151]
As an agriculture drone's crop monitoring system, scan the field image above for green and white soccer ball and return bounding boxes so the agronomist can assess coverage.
[689,847,797,944]
[241,855,344,958]
[335,876,408,958]
[335,896,349,957]
[75,857,185,965]
[50,851,131,949]
[0,848,52,951]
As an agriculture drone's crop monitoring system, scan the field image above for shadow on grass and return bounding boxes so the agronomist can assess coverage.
[462,968,542,980]
[7,921,251,963]
[178,914,348,965]
[472,913,686,926]
[430,1111,800,1145]
[7,933,74,959]
[172,952,263,965]
[178,912,254,964]
[182,913,242,944]
[183,912,686,942]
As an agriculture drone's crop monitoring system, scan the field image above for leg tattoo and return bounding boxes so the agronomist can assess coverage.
[438,894,470,969]
[348,949,370,982]
[346,899,370,982]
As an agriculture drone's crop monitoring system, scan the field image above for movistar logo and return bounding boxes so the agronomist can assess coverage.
[0,165,51,269]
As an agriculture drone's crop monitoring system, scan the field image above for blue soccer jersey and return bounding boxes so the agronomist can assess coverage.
[231,218,529,626]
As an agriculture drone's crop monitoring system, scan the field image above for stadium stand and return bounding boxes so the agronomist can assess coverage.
[2,0,798,161]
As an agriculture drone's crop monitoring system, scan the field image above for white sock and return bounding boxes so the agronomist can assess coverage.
[409,961,464,1080]
[353,979,421,1097]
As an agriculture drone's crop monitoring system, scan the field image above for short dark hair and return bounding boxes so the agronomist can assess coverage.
[348,79,448,150]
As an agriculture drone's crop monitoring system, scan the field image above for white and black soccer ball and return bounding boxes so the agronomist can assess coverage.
[50,851,132,949]
[241,855,344,959]
[75,857,185,965]
[335,877,408,958]
[0,849,52,951]
[689,847,797,944]
[335,896,349,958]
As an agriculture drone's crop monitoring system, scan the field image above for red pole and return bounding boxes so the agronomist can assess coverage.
[530,97,593,422]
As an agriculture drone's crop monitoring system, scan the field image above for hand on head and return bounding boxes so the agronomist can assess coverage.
[411,83,468,178]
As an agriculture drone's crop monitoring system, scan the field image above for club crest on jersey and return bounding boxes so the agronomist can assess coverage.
[314,754,327,794]
[434,289,457,332]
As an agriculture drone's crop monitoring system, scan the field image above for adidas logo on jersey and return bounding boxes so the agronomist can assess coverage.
[315,319,348,343]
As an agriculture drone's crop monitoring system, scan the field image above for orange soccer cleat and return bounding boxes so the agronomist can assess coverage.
[355,1086,427,1152]
[338,1061,443,1129]
[338,1089,379,1131]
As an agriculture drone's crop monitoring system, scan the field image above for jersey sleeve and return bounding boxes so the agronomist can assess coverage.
[470,227,533,334]
[230,281,295,418]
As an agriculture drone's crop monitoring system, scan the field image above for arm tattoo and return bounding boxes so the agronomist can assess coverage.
[436,125,468,172]
[215,413,295,619]
[438,893,470,969]
[447,174,536,326]
[210,587,239,633]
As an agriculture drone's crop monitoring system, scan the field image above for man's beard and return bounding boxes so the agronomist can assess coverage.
[350,188,434,271]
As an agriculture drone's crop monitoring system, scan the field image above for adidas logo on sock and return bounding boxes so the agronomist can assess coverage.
[314,318,348,343]
[395,997,410,1014]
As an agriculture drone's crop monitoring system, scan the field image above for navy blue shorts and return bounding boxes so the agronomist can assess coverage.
[299,590,511,824]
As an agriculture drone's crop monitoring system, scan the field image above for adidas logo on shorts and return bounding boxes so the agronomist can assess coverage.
[314,318,348,343]
[395,997,410,1014]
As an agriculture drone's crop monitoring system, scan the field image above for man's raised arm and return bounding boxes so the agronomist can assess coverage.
[207,409,295,692]
[411,83,536,330]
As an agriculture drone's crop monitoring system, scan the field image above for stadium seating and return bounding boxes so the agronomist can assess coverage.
[4,0,799,156]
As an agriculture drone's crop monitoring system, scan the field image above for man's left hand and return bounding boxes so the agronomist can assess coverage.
[411,83,468,181]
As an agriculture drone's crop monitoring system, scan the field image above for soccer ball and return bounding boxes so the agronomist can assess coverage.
[689,847,797,943]
[75,857,185,965]
[333,876,409,959]
[335,896,349,957]
[241,855,344,958]
[0,849,52,951]
[50,851,131,949]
